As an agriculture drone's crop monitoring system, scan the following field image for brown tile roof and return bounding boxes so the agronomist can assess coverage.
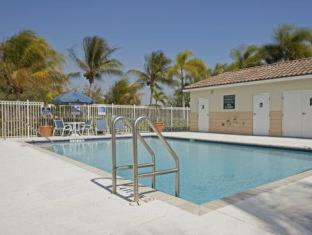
[185,57,312,90]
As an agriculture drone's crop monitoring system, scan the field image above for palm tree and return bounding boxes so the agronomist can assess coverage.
[105,78,142,105]
[209,63,230,76]
[0,30,66,102]
[153,89,167,106]
[69,36,123,96]
[262,24,312,64]
[168,50,209,107]
[127,51,173,105]
[229,45,263,70]
[82,84,105,103]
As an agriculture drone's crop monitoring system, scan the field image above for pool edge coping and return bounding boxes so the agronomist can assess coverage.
[18,131,312,152]
[162,133,312,152]
[23,140,312,216]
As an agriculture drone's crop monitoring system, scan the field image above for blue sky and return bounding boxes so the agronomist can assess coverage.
[0,0,311,103]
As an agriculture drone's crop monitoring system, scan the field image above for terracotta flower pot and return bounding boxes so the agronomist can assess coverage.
[154,121,164,132]
[39,125,53,137]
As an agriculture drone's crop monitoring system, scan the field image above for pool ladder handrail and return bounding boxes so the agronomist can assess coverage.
[111,116,180,203]
[133,116,180,203]
[111,116,156,194]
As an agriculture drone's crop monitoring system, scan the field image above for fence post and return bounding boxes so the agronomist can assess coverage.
[1,101,4,139]
[133,104,136,120]
[87,105,90,120]
[26,100,30,138]
[186,107,189,130]
[170,106,173,131]
[111,103,114,117]
[4,101,7,139]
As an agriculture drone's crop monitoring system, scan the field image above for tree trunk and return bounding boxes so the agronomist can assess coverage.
[149,86,154,105]
[89,80,93,98]
[181,90,185,108]
[180,69,185,108]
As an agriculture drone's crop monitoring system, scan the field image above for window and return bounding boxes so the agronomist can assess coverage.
[223,95,235,109]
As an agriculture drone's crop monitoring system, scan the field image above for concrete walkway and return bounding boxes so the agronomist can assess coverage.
[0,139,311,235]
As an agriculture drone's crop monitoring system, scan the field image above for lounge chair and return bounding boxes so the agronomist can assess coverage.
[53,119,72,136]
[80,120,93,135]
[95,119,108,134]
[115,120,128,134]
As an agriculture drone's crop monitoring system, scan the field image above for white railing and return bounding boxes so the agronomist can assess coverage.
[0,100,190,138]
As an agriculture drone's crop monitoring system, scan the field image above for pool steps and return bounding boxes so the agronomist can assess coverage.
[111,116,180,203]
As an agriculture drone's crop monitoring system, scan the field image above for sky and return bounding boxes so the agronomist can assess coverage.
[0,0,311,103]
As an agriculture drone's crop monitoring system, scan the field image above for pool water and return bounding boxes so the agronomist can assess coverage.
[44,137,312,204]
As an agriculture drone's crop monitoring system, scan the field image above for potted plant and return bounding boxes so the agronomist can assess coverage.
[154,119,165,132]
[38,105,53,137]
[152,89,168,132]
[153,104,165,132]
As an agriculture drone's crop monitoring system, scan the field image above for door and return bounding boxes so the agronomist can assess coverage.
[283,92,302,137]
[198,98,209,132]
[301,91,312,138]
[253,94,270,135]
[283,90,312,138]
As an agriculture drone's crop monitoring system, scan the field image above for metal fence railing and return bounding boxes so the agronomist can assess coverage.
[0,100,190,138]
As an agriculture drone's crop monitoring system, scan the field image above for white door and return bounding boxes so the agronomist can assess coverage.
[198,98,209,132]
[253,94,270,135]
[283,90,312,138]
[301,91,312,138]
[283,92,302,137]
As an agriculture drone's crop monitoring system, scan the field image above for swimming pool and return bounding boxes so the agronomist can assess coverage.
[41,137,312,204]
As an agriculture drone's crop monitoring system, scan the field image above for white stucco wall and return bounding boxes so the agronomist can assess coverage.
[189,77,312,113]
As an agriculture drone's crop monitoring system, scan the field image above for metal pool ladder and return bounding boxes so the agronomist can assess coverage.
[111,116,180,203]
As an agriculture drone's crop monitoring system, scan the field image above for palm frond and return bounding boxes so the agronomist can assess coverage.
[69,35,123,85]
[126,69,149,81]
[68,48,89,71]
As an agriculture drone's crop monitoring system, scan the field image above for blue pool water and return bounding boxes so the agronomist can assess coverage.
[43,137,312,204]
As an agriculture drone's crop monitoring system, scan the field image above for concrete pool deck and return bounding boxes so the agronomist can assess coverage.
[0,133,312,234]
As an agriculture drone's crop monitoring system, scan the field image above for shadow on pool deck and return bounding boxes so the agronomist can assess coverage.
[91,177,156,203]
[221,180,312,235]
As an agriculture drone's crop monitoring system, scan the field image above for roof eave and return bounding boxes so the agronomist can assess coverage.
[183,74,312,92]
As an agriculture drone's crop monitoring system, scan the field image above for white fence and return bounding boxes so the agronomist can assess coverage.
[0,100,190,138]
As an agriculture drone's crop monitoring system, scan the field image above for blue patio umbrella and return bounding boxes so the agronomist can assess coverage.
[52,91,93,105]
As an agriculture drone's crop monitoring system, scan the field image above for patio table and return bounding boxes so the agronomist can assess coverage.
[65,122,85,136]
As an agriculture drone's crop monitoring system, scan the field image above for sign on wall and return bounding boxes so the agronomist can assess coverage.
[223,95,235,109]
